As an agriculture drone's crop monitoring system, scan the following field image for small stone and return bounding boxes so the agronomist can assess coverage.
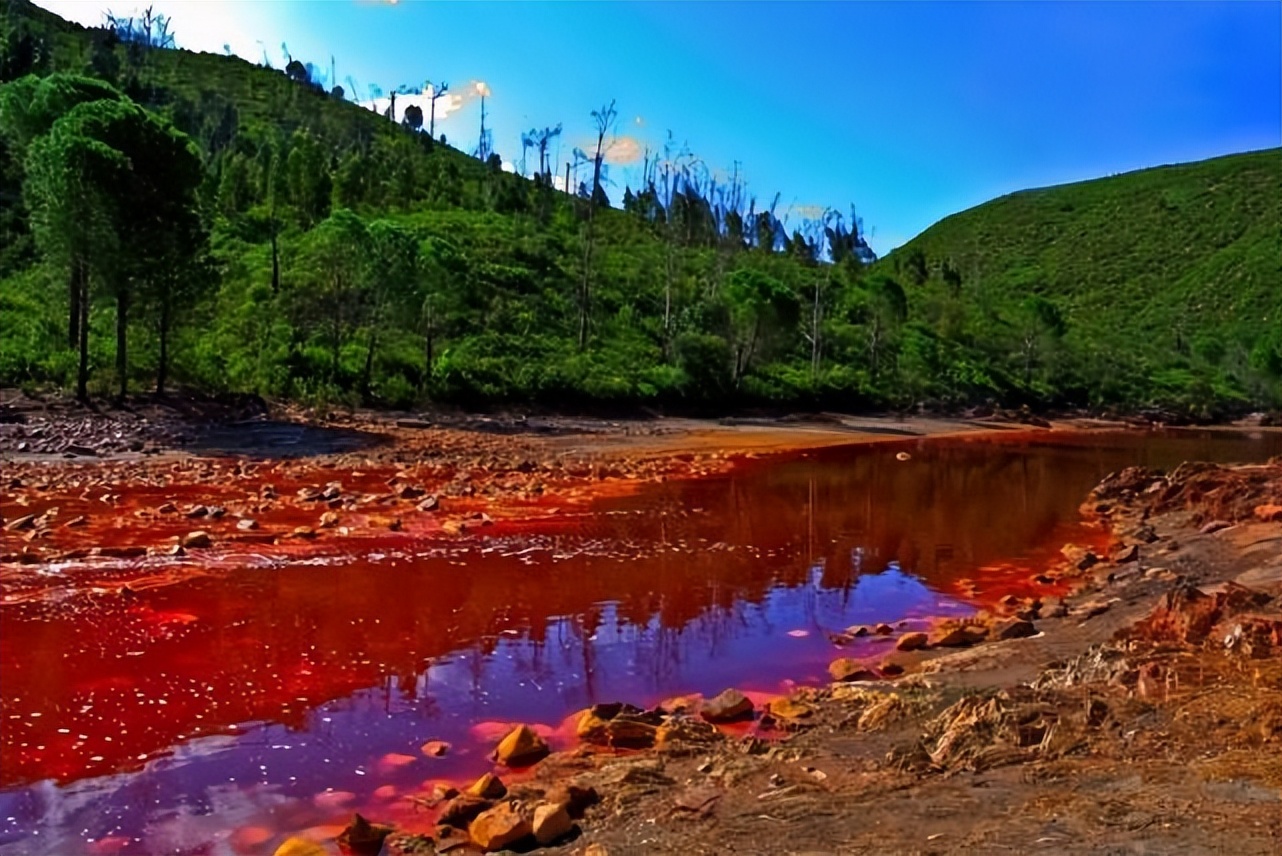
[467,772,508,800]
[895,631,929,652]
[532,801,573,845]
[468,801,532,852]
[493,724,549,767]
[700,688,754,723]
[181,530,212,549]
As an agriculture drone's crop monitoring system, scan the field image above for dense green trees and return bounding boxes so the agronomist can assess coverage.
[0,0,1278,417]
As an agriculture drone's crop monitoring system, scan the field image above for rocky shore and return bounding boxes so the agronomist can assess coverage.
[266,457,1282,855]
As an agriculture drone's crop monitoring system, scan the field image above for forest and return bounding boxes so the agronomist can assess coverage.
[2,0,1280,417]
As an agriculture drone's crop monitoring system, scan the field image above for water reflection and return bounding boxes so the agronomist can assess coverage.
[2,429,1279,854]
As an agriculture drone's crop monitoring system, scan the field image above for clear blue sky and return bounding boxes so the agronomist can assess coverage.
[38,0,1282,254]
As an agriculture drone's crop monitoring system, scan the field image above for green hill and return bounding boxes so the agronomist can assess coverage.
[1,0,1278,415]
[875,150,1282,408]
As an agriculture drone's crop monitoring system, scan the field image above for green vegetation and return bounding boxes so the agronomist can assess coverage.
[2,0,1279,416]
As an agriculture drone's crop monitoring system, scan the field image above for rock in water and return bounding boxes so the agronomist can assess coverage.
[494,724,549,766]
[469,801,532,852]
[700,688,754,722]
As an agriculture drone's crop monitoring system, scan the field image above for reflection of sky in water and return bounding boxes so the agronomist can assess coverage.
[4,429,1282,855]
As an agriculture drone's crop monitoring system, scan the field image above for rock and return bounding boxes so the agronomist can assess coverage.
[494,724,549,767]
[1253,504,1282,523]
[895,631,929,652]
[1112,544,1139,563]
[421,740,450,757]
[1200,519,1232,534]
[993,618,1037,640]
[467,772,508,800]
[272,838,327,856]
[929,625,988,648]
[765,696,815,720]
[828,658,879,682]
[439,793,492,827]
[700,688,754,723]
[469,801,532,852]
[181,530,212,549]
[236,518,258,531]
[544,782,599,818]
[337,814,394,856]
[532,801,573,845]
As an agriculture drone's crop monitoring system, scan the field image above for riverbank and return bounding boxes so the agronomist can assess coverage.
[357,458,1282,856]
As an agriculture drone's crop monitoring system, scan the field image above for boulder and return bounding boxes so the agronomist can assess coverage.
[828,658,878,682]
[895,631,929,652]
[532,801,573,845]
[181,530,212,549]
[993,618,1037,640]
[494,724,549,766]
[699,689,754,723]
[467,772,508,800]
[469,801,532,852]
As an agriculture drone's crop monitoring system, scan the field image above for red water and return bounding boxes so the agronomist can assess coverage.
[1,429,1279,855]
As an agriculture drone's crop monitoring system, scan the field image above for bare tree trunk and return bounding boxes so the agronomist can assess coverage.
[76,263,90,403]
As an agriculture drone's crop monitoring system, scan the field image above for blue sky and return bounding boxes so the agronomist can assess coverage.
[37,0,1282,254]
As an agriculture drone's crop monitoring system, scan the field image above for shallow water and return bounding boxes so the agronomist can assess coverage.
[2,428,1279,855]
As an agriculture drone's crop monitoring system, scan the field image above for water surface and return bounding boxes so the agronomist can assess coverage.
[2,428,1279,855]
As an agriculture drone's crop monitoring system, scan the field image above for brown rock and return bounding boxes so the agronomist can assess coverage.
[337,814,393,856]
[469,801,532,852]
[439,793,492,827]
[467,772,508,800]
[700,688,754,723]
[181,530,212,549]
[828,657,879,682]
[532,801,573,845]
[895,631,929,652]
[1253,504,1282,523]
[494,724,549,767]
[993,618,1037,640]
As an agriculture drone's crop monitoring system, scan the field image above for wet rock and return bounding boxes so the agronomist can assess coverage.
[993,618,1037,640]
[439,793,493,827]
[828,658,879,682]
[337,813,393,856]
[467,772,508,800]
[532,801,573,845]
[494,724,550,766]
[469,801,532,852]
[895,631,929,652]
[181,530,212,549]
[272,838,327,856]
[700,688,754,723]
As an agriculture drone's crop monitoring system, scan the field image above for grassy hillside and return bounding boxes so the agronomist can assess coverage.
[2,0,1279,416]
[877,150,1282,407]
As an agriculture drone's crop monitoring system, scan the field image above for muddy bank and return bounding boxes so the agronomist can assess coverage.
[298,458,1282,856]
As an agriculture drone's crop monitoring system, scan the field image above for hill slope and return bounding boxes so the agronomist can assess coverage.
[2,0,1279,415]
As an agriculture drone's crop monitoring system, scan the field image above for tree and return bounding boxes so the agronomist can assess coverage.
[723,268,799,385]
[402,103,423,133]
